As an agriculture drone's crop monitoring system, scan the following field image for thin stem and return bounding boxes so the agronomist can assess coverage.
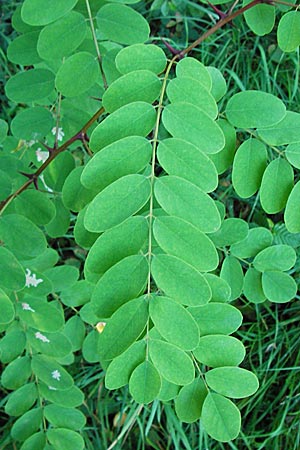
[85,0,108,89]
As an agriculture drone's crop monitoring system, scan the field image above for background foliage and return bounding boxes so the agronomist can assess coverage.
[0,0,300,449]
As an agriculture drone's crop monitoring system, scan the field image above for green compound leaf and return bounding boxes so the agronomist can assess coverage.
[262,271,297,303]
[115,43,167,74]
[98,297,148,360]
[0,119,8,144]
[210,119,236,174]
[91,255,148,318]
[175,378,207,423]
[204,274,231,303]
[44,265,78,292]
[205,367,259,398]
[188,303,243,336]
[0,247,26,291]
[285,142,300,169]
[176,57,212,90]
[44,405,86,430]
[232,139,267,198]
[14,189,55,226]
[129,360,161,404]
[5,69,55,103]
[151,254,212,306]
[105,340,146,389]
[31,354,74,391]
[37,11,87,60]
[43,151,75,191]
[21,0,78,26]
[81,136,152,192]
[19,432,46,450]
[149,296,200,350]
[149,339,195,385]
[11,408,43,442]
[7,31,42,65]
[17,297,64,332]
[45,197,71,238]
[74,207,99,250]
[166,77,218,118]
[27,329,72,358]
[202,393,241,442]
[153,216,219,272]
[85,216,148,283]
[162,102,224,154]
[277,11,300,52]
[5,383,37,417]
[84,174,151,232]
[0,169,12,201]
[62,166,97,212]
[1,356,31,390]
[253,244,296,272]
[60,280,93,307]
[102,70,161,113]
[47,428,84,450]
[220,256,244,301]
[225,90,286,128]
[207,66,227,102]
[260,158,294,214]
[209,218,249,247]
[157,138,218,193]
[284,181,300,233]
[0,288,15,324]
[11,106,54,141]
[257,111,300,145]
[64,315,85,352]
[243,268,266,304]
[230,227,273,258]
[97,3,150,45]
[154,176,221,233]
[82,330,100,363]
[193,335,245,367]
[39,383,84,407]
[0,329,26,363]
[243,0,275,36]
[55,52,99,97]
[158,378,180,402]
[90,102,156,153]
[0,214,47,258]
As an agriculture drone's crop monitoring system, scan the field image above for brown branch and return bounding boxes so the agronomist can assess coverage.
[0,106,104,214]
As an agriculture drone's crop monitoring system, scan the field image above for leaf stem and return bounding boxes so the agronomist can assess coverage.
[85,0,108,89]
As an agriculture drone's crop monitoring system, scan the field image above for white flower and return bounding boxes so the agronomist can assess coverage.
[51,370,61,381]
[51,126,64,142]
[25,269,43,288]
[21,302,35,312]
[39,174,53,193]
[36,148,49,163]
[26,139,37,147]
[35,332,50,343]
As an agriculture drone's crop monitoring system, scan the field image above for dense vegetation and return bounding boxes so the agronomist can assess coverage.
[0,0,300,449]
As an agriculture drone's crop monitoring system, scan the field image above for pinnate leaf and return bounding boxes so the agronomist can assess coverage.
[277,11,300,52]
[205,367,259,398]
[97,3,150,45]
[149,339,194,385]
[149,296,200,350]
[154,176,221,233]
[98,296,148,360]
[84,174,151,232]
[175,378,207,423]
[202,393,241,442]
[129,361,161,404]
[225,90,286,128]
[151,254,212,306]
